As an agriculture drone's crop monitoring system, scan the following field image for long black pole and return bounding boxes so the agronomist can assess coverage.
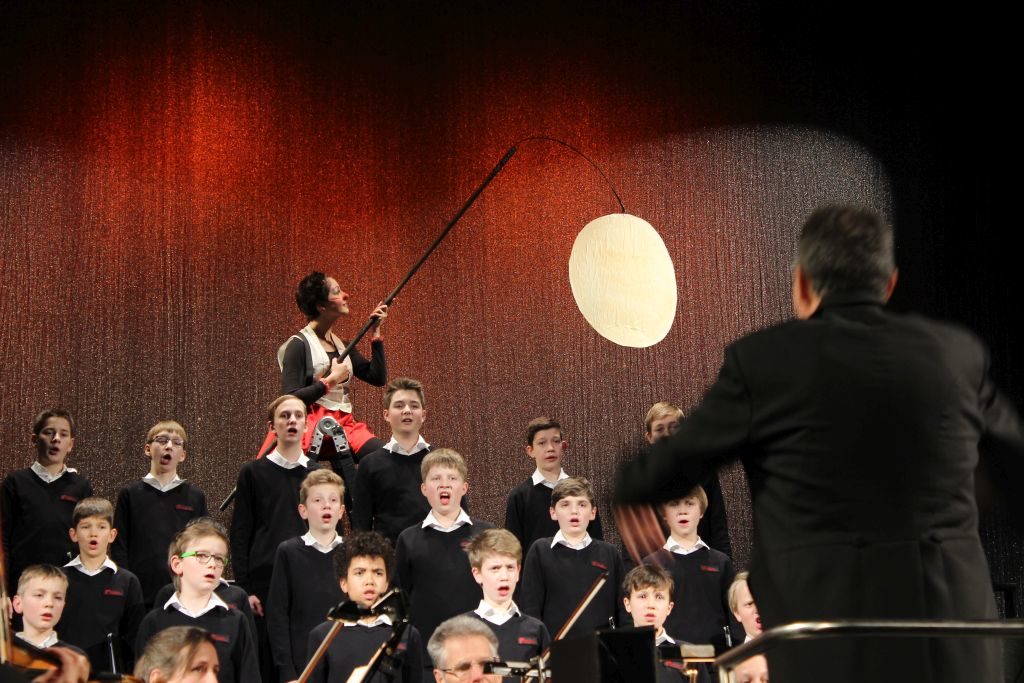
[337,144,517,363]
[220,145,517,512]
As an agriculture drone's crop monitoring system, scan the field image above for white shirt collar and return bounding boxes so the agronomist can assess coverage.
[266,450,310,469]
[663,536,709,555]
[164,590,230,618]
[143,473,185,492]
[349,614,392,628]
[656,630,675,646]
[30,461,76,483]
[551,530,592,550]
[422,508,472,532]
[301,531,343,552]
[474,600,521,626]
[531,468,569,489]
[65,555,118,575]
[744,633,756,643]
[383,435,430,456]
[16,631,59,648]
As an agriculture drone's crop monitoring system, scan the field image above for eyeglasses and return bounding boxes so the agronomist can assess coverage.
[441,658,500,680]
[152,436,185,447]
[179,551,229,568]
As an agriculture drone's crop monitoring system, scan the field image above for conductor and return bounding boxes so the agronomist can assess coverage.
[616,204,1024,683]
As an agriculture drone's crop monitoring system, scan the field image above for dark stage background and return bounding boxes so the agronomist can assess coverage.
[2,1,1021,616]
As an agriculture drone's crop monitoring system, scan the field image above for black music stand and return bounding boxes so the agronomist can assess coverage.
[549,626,657,683]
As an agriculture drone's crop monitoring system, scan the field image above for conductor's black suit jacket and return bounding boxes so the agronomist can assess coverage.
[617,291,1024,683]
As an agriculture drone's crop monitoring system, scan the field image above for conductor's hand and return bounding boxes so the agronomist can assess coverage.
[370,302,388,338]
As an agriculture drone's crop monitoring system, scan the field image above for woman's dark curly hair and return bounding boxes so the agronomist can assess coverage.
[296,271,330,320]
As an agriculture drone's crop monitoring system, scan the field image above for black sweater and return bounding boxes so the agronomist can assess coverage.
[136,601,260,683]
[395,520,493,664]
[467,611,550,662]
[503,477,604,552]
[1,468,92,591]
[266,537,345,681]
[229,457,320,599]
[643,547,738,652]
[520,538,627,640]
[111,480,208,605]
[60,565,145,674]
[153,580,256,639]
[305,620,423,683]
[351,446,432,544]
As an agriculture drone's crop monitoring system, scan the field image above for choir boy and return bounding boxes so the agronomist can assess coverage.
[520,477,625,639]
[61,497,145,674]
[642,485,737,652]
[136,518,260,683]
[267,469,346,682]
[464,529,549,663]
[2,409,92,593]
[395,449,493,681]
[230,395,320,615]
[644,403,730,556]
[504,417,603,554]
[12,564,77,651]
[352,377,434,544]
[622,564,710,683]
[306,531,422,683]
[112,419,208,607]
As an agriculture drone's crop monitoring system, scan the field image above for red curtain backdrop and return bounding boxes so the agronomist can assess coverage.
[0,3,896,570]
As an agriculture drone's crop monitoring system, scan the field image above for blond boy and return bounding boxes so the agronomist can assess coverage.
[728,571,762,642]
[395,448,494,679]
[267,469,346,682]
[136,518,260,683]
[13,564,72,649]
[642,485,736,652]
[464,528,550,663]
[644,402,731,556]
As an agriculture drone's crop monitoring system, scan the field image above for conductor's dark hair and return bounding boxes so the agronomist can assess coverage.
[335,530,394,581]
[295,271,330,320]
[798,205,895,298]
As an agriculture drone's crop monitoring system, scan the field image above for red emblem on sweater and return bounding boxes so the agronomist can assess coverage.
[518,637,537,645]
[175,504,194,511]
[591,561,607,570]
[209,633,229,644]
[699,565,720,572]
[103,589,124,597]
[60,495,79,503]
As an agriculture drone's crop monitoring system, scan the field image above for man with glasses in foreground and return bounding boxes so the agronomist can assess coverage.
[428,614,501,683]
